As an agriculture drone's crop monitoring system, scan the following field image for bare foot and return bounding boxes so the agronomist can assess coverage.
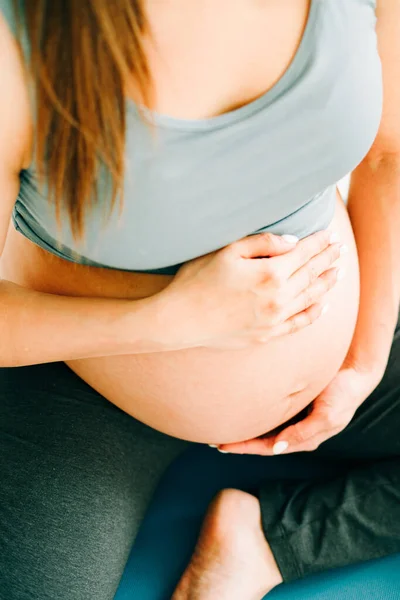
[172,488,283,600]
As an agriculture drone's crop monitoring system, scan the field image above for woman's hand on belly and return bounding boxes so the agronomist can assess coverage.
[161,229,343,351]
[218,361,384,456]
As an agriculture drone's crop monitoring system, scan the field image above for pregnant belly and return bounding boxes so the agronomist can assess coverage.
[1,191,359,444]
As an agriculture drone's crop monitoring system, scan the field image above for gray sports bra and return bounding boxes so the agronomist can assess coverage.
[1,0,382,275]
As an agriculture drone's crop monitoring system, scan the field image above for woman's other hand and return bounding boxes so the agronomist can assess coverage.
[160,230,345,351]
[217,363,384,455]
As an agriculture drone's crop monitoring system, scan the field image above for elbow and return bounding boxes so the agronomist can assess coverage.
[0,349,18,368]
[362,146,400,176]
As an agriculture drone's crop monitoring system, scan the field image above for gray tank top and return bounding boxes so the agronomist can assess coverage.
[1,0,382,275]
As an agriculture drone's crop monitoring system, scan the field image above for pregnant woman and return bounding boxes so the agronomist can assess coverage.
[1,0,400,598]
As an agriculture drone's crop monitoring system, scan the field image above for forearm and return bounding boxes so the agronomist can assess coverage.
[346,155,400,373]
[0,279,175,367]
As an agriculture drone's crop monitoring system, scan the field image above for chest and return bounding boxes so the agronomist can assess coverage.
[125,0,381,211]
[140,0,313,121]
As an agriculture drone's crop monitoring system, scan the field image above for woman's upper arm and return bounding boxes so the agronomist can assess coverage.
[366,0,400,159]
[0,8,31,257]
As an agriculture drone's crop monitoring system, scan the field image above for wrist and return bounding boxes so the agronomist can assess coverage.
[124,290,198,353]
[343,315,397,381]
[343,348,388,382]
[115,294,173,354]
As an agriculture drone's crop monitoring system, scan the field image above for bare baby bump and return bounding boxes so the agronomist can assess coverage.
[65,196,360,444]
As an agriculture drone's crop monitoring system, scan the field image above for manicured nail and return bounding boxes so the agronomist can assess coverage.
[218,449,230,454]
[282,235,299,244]
[208,444,217,448]
[337,268,346,281]
[322,304,330,316]
[330,232,340,244]
[273,441,289,455]
[339,244,349,255]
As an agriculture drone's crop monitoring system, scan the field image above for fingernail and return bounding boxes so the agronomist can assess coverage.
[337,268,346,281]
[282,235,299,244]
[208,444,217,448]
[218,449,230,454]
[273,441,289,455]
[339,244,349,255]
[322,304,330,316]
[330,232,340,244]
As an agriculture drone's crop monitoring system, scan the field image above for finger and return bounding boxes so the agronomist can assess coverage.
[284,268,340,318]
[234,232,299,259]
[289,242,344,295]
[219,410,336,456]
[271,302,327,338]
[274,430,341,454]
[271,412,332,453]
[218,437,276,456]
[270,230,338,278]
[248,301,326,343]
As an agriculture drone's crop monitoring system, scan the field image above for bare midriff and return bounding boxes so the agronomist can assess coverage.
[0,190,359,444]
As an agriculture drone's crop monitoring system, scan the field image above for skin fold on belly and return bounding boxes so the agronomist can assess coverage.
[0,190,359,444]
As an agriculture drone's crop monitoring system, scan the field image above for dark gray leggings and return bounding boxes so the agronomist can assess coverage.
[0,363,190,599]
[2,312,400,598]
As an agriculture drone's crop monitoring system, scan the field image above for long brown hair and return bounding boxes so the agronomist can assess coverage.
[18,1,151,238]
